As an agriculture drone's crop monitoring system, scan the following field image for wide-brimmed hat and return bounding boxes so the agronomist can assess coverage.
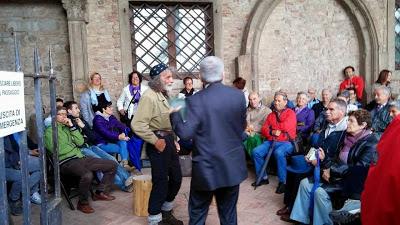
[287,155,312,174]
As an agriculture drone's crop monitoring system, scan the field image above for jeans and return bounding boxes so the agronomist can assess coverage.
[6,156,41,201]
[81,146,130,191]
[97,140,129,161]
[252,141,293,183]
[290,178,333,225]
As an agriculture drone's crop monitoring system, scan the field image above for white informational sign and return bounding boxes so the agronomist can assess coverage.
[0,71,26,137]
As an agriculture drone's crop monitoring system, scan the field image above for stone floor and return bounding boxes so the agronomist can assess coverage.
[12,168,289,225]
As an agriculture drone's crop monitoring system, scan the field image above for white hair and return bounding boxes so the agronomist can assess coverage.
[199,56,224,83]
[374,85,391,97]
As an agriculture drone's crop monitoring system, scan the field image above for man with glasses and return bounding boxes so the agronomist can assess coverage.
[44,106,117,214]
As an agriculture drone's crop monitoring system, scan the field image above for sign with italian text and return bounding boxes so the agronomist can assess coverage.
[0,71,26,137]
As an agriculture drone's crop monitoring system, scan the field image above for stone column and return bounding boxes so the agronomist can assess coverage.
[62,0,89,100]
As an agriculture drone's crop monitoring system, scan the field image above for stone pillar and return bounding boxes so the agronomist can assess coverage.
[62,0,89,100]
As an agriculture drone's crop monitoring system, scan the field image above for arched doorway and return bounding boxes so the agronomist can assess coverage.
[240,0,379,102]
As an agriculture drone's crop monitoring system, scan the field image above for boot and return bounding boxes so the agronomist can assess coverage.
[161,210,183,225]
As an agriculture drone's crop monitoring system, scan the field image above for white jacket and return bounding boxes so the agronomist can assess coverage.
[117,84,149,119]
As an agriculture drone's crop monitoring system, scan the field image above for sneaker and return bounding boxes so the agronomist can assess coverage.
[125,184,134,193]
[9,200,22,216]
[30,192,42,205]
[124,175,135,187]
[161,210,183,225]
[275,182,286,194]
[329,199,361,223]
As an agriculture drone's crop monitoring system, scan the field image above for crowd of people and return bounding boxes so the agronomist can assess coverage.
[5,59,400,225]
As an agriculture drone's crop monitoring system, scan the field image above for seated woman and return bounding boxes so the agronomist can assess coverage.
[178,76,198,98]
[295,91,315,145]
[5,133,41,215]
[93,102,132,171]
[290,109,377,225]
[243,92,271,157]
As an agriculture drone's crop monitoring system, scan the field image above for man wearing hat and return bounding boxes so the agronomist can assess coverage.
[132,63,183,225]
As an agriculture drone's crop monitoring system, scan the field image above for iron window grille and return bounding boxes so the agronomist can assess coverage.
[129,2,214,79]
[396,0,400,70]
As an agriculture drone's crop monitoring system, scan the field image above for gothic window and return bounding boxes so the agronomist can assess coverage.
[395,0,400,69]
[129,2,214,78]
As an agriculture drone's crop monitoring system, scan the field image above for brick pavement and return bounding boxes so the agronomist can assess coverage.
[12,169,289,225]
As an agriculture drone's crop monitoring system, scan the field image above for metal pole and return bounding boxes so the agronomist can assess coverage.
[33,47,49,225]
[48,46,61,199]
[13,33,21,72]
[0,138,10,225]
[18,131,31,225]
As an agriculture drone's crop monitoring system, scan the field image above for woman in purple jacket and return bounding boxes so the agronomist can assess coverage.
[295,92,315,141]
[93,101,132,170]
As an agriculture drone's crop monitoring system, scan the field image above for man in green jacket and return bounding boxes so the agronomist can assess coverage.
[44,106,117,214]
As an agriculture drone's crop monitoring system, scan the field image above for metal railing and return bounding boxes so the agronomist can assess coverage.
[0,32,62,225]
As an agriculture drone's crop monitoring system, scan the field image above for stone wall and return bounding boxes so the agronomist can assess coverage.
[257,0,360,101]
[0,0,71,116]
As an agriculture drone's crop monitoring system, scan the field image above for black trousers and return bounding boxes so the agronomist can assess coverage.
[147,134,182,215]
[60,157,117,202]
[189,185,240,225]
[283,171,310,208]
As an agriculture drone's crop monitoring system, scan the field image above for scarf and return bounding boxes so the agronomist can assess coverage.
[339,129,371,164]
[89,88,111,106]
[129,84,141,103]
[95,111,110,121]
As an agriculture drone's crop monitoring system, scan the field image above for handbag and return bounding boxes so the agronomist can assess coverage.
[120,90,139,125]
[178,155,192,177]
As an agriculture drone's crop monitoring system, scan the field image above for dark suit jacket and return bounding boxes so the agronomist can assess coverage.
[171,82,248,191]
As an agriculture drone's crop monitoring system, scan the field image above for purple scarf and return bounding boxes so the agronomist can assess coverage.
[129,85,141,103]
[339,129,371,164]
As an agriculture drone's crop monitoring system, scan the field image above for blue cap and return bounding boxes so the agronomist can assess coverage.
[149,63,168,79]
[287,155,312,174]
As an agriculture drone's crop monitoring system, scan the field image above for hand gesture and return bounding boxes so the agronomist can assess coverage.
[322,168,330,182]
[119,109,126,116]
[155,139,166,152]
[169,105,182,114]
[118,133,126,140]
[64,118,73,127]
[75,118,85,128]
[29,149,40,157]
[174,141,181,153]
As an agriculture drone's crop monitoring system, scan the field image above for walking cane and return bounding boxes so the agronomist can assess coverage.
[254,140,276,190]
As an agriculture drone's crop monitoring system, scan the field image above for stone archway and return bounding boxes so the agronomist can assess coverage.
[239,0,379,102]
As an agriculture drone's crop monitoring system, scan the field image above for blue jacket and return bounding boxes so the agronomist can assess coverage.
[4,134,20,168]
[171,82,247,191]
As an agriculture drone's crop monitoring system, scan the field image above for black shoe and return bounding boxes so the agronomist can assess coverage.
[161,210,183,225]
[275,182,285,194]
[251,179,269,187]
[9,200,22,216]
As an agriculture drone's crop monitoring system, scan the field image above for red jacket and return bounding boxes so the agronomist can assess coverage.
[339,75,364,99]
[261,108,296,142]
[361,115,400,225]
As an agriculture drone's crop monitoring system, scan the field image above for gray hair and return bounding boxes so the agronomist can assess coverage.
[390,100,400,110]
[330,98,347,114]
[274,91,288,100]
[199,56,224,83]
[321,88,332,95]
[297,91,309,100]
[374,85,391,97]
